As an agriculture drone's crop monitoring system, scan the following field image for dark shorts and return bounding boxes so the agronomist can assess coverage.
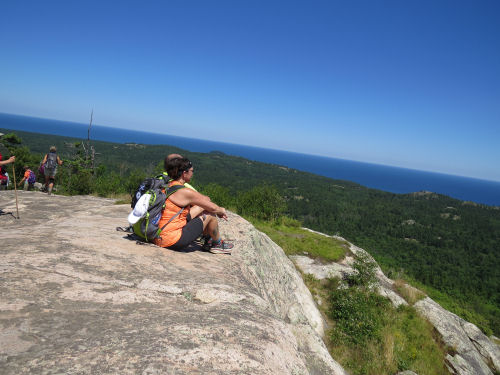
[167,215,203,250]
[44,167,57,178]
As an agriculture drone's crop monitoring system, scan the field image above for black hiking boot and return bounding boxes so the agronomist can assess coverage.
[202,235,212,252]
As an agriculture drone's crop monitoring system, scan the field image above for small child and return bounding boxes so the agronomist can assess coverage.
[19,166,36,191]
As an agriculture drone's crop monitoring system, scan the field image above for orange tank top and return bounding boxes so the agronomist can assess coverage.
[154,181,189,247]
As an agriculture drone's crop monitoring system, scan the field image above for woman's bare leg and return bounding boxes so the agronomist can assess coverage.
[201,215,220,242]
[48,177,55,195]
[189,205,205,218]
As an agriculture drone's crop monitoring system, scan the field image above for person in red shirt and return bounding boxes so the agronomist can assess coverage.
[0,153,14,190]
[0,153,15,167]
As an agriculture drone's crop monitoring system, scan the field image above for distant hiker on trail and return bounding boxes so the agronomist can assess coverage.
[163,153,197,191]
[18,166,35,191]
[41,146,63,195]
[151,157,233,254]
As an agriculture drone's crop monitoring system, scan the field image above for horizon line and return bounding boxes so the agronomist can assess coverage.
[1,111,500,185]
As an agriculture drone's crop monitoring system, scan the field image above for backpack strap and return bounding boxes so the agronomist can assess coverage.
[159,207,184,232]
[159,184,187,233]
[165,184,186,197]
[116,226,133,233]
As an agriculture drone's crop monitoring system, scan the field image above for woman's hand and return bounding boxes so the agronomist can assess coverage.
[216,207,228,220]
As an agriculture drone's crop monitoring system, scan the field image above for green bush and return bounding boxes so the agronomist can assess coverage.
[328,288,390,344]
[0,134,42,183]
[277,215,302,227]
[199,183,235,208]
[95,172,125,197]
[236,184,285,221]
[124,170,147,197]
[347,252,378,288]
[327,287,448,375]
[326,251,448,374]
[62,166,94,195]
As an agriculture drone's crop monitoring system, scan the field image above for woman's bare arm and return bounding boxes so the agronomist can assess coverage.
[0,156,15,166]
[169,188,226,217]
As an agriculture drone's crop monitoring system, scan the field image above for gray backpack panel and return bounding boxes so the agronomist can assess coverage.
[46,153,58,169]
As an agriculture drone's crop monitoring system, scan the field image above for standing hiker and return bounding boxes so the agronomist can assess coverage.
[18,165,35,190]
[0,154,14,190]
[41,146,63,195]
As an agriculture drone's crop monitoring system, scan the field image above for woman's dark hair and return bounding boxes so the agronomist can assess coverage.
[164,153,182,171]
[166,157,192,180]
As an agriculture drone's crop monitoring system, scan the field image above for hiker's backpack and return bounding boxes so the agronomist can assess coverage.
[131,174,169,208]
[45,152,58,169]
[38,161,45,175]
[27,170,36,184]
[132,184,186,242]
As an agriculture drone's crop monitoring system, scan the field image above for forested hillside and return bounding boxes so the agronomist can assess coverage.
[2,128,499,335]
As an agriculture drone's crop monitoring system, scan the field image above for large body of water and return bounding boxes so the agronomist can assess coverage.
[1,112,499,206]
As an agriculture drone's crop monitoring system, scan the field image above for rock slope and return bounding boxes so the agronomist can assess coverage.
[291,229,500,375]
[0,191,346,375]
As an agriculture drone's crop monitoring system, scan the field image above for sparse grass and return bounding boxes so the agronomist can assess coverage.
[400,276,497,337]
[246,217,450,374]
[394,279,426,305]
[302,273,340,314]
[107,192,132,205]
[327,290,449,375]
[252,217,348,262]
[302,273,322,294]
[390,306,449,375]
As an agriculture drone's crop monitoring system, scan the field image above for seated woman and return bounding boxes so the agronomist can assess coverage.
[154,157,233,254]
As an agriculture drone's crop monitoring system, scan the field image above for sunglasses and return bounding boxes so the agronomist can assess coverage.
[182,162,193,172]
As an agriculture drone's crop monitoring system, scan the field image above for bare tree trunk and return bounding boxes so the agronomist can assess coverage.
[12,164,20,219]
[84,109,96,171]
[91,147,95,170]
[82,110,93,162]
[88,109,93,144]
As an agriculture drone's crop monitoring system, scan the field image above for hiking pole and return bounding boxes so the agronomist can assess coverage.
[12,164,20,219]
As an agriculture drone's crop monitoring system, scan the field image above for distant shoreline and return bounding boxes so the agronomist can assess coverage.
[1,112,500,206]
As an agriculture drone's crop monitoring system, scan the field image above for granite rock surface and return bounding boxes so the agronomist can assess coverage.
[0,191,346,375]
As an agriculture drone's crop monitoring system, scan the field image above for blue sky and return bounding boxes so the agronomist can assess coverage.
[1,1,499,181]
